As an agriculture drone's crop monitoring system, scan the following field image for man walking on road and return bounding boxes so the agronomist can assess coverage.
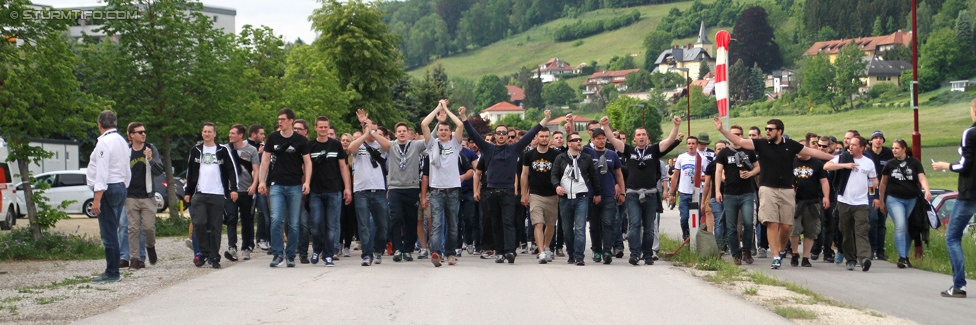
[552,132,601,266]
[672,136,700,240]
[461,107,550,263]
[790,148,829,267]
[421,101,466,266]
[307,116,351,267]
[346,110,392,266]
[933,98,976,297]
[259,108,312,268]
[387,116,426,263]
[713,118,833,270]
[585,128,625,264]
[125,122,164,269]
[521,128,560,264]
[825,136,877,272]
[87,110,131,283]
[225,124,260,262]
[715,125,759,265]
[184,122,239,269]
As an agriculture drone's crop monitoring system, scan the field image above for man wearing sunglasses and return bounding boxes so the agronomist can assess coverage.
[714,118,834,270]
[124,122,163,269]
[461,107,551,263]
[551,132,601,266]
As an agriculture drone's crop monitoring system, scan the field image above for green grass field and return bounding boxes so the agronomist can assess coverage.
[408,1,741,79]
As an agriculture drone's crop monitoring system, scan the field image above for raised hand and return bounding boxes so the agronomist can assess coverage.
[712,116,722,130]
[600,116,610,126]
[356,109,369,124]
[542,109,551,123]
[458,106,467,121]
[672,115,681,126]
[436,108,447,122]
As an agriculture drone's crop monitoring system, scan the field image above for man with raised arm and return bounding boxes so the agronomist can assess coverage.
[461,107,551,263]
[345,110,392,266]
[420,100,467,266]
[713,117,834,270]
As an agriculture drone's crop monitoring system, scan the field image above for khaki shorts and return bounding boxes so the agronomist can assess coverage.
[418,194,432,220]
[529,194,558,225]
[758,187,795,226]
[790,200,822,238]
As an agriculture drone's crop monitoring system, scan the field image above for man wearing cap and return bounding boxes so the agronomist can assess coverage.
[867,130,893,260]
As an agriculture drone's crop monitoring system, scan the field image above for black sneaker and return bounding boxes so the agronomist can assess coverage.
[644,257,654,265]
[147,246,158,265]
[861,258,872,272]
[801,257,812,267]
[505,253,516,264]
[846,260,855,271]
[495,256,505,263]
[603,252,612,264]
[575,260,585,266]
[210,258,221,269]
[194,255,207,267]
[810,253,819,261]
[629,255,639,266]
[567,257,576,264]
[897,257,908,269]
[299,255,310,264]
[941,286,967,298]
[791,254,800,267]
[287,258,297,267]
[270,255,284,268]
[875,250,887,261]
[614,249,624,259]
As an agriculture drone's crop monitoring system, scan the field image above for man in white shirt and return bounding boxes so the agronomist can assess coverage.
[825,136,879,272]
[346,110,392,266]
[87,110,131,283]
[671,136,700,240]
[421,100,466,266]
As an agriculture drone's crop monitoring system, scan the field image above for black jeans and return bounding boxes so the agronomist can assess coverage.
[341,200,357,249]
[389,188,420,253]
[479,196,494,251]
[298,199,310,257]
[483,188,517,254]
[813,200,836,256]
[191,194,225,261]
[225,192,254,251]
[254,193,270,243]
[460,189,478,247]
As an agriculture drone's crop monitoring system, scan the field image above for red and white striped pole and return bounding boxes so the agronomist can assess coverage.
[715,30,731,128]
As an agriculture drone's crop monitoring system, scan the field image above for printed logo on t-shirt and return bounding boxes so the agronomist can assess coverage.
[310,151,338,159]
[357,147,368,156]
[202,152,219,165]
[890,161,914,181]
[532,159,552,173]
[794,165,814,179]
[440,146,455,156]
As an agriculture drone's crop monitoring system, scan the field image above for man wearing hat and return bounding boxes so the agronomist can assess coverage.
[867,130,894,260]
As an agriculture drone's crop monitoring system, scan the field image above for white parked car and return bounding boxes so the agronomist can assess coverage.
[14,169,96,218]
[1,162,17,230]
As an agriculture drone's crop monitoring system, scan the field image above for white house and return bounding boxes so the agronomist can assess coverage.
[480,102,524,122]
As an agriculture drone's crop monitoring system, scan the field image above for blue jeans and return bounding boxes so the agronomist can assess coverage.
[309,191,342,258]
[118,207,146,261]
[723,192,755,257]
[255,193,270,242]
[946,198,976,288]
[679,193,693,237]
[588,198,617,254]
[886,195,917,259]
[97,183,126,278]
[625,193,656,258]
[709,198,725,250]
[354,190,390,258]
[559,196,589,260]
[429,188,460,256]
[388,188,419,253]
[269,185,302,259]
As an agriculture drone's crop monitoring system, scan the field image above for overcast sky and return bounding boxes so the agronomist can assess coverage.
[37,0,333,43]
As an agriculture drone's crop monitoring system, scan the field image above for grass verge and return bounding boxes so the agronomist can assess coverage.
[154,215,192,237]
[774,306,818,319]
[0,228,103,261]
[883,218,976,280]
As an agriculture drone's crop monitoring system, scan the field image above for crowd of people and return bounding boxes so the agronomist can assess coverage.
[85,98,976,298]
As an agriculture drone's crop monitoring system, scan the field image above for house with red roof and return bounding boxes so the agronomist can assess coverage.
[531,57,584,83]
[506,85,525,107]
[803,31,912,63]
[582,68,640,102]
[479,101,524,123]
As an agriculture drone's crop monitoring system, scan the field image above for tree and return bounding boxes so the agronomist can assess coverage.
[798,54,835,105]
[626,70,654,91]
[605,95,664,142]
[956,10,974,56]
[920,28,968,82]
[816,26,839,41]
[674,85,718,118]
[729,6,783,73]
[410,64,450,125]
[749,63,767,101]
[88,0,241,217]
[407,14,450,67]
[650,71,684,89]
[311,0,405,128]
[908,1,934,43]
[280,44,355,133]
[833,42,865,109]
[607,55,636,71]
[474,74,509,111]
[230,25,287,135]
[542,80,577,105]
[522,76,545,109]
[2,1,104,239]
[872,17,884,36]
[643,30,673,71]
[448,77,476,110]
[728,59,751,102]
[697,56,711,80]
[882,43,912,62]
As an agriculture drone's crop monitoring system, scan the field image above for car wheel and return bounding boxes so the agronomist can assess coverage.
[154,191,167,213]
[84,199,97,218]
[0,207,13,230]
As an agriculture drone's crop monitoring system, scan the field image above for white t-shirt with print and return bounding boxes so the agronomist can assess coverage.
[676,152,698,195]
[197,145,224,195]
[352,141,386,192]
[832,155,876,206]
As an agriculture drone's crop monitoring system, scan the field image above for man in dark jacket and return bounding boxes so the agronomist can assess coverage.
[551,132,601,266]
[933,98,976,298]
[183,122,239,269]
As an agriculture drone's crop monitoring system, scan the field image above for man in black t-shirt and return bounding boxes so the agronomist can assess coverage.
[867,130,894,260]
[520,129,560,264]
[306,116,350,267]
[714,125,760,265]
[618,116,682,265]
[713,118,833,270]
[247,124,272,251]
[258,108,312,268]
[125,122,163,269]
[789,151,828,267]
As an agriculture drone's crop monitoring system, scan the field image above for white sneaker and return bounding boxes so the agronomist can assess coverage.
[545,250,554,262]
[538,252,548,264]
[342,248,351,257]
[242,249,252,260]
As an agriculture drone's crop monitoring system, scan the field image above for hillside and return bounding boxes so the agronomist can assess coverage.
[407,1,740,79]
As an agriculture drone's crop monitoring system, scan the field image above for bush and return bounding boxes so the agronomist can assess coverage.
[155,215,192,237]
[926,90,972,106]
[866,83,902,101]
[0,228,103,261]
[28,180,72,230]
[553,10,641,42]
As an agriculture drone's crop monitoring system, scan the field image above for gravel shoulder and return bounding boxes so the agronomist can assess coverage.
[0,236,233,324]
